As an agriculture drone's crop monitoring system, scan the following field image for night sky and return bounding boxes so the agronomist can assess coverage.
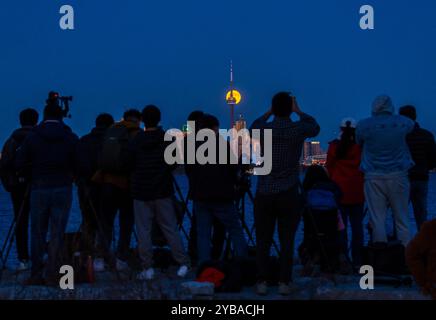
[1,0,436,149]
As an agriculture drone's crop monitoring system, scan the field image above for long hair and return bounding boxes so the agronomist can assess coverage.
[336,124,356,160]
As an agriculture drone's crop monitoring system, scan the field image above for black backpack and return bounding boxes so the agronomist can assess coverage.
[98,126,130,173]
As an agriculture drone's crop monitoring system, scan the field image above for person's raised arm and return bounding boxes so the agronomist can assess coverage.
[293,97,320,138]
[249,108,273,131]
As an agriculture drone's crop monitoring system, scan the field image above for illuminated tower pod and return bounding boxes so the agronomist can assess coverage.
[226,61,242,128]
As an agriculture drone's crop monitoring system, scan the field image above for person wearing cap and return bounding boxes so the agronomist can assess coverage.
[356,95,415,246]
[326,118,365,267]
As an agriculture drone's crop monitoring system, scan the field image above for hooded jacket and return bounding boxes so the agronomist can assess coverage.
[15,120,79,188]
[0,126,35,191]
[356,96,415,177]
[128,127,175,201]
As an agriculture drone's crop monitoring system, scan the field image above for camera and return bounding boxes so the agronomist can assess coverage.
[46,91,73,118]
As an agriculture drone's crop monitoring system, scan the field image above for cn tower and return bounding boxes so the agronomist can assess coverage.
[226,60,241,128]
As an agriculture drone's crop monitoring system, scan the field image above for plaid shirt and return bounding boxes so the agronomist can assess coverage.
[250,113,320,195]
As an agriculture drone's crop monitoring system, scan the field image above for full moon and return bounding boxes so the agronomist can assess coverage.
[226,90,242,105]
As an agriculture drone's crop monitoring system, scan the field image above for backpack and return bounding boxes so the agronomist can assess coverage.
[98,126,130,173]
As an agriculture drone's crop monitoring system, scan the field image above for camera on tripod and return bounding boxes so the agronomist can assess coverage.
[46,91,73,118]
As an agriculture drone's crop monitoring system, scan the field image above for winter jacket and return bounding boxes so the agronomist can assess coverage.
[92,120,140,190]
[405,123,436,181]
[185,136,239,203]
[356,96,415,177]
[15,120,79,189]
[406,219,436,299]
[76,127,108,182]
[128,127,175,201]
[0,126,34,192]
[326,140,364,205]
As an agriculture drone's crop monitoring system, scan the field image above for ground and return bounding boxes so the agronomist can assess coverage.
[0,265,430,300]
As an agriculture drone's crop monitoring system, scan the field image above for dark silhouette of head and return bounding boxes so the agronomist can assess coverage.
[43,104,63,121]
[123,109,141,124]
[199,114,219,131]
[142,105,161,128]
[399,105,417,121]
[187,110,204,122]
[302,165,331,191]
[19,108,39,127]
[272,92,293,118]
[95,113,114,129]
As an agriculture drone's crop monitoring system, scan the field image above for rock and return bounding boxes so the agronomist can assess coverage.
[180,281,214,297]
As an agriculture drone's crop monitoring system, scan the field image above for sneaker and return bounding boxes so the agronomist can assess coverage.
[116,258,129,271]
[255,281,268,296]
[93,258,105,272]
[137,268,155,280]
[16,260,30,271]
[177,265,189,278]
[278,282,292,296]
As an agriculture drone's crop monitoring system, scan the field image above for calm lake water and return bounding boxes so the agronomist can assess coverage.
[1,174,434,267]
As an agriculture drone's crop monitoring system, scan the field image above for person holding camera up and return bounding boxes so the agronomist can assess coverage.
[0,108,39,271]
[250,92,320,296]
[16,101,79,285]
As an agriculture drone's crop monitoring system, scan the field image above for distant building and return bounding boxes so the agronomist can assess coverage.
[302,141,327,167]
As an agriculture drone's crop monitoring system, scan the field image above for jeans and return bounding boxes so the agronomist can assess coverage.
[77,181,101,254]
[134,197,190,269]
[96,183,134,262]
[364,176,411,246]
[30,186,72,279]
[409,180,428,230]
[10,184,30,262]
[188,213,226,263]
[340,204,365,266]
[194,201,248,265]
[254,186,302,283]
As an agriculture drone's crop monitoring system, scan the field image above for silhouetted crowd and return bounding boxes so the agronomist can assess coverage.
[1,92,436,298]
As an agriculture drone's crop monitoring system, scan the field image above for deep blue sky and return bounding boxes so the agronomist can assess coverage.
[1,0,436,149]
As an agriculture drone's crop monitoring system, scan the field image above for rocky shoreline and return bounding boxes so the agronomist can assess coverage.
[0,265,430,300]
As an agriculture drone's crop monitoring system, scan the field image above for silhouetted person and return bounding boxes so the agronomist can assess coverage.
[250,92,320,296]
[399,105,436,230]
[0,108,39,270]
[326,118,365,267]
[92,109,141,272]
[76,113,115,255]
[184,110,226,264]
[129,105,190,280]
[187,114,248,265]
[16,104,78,285]
[356,95,414,246]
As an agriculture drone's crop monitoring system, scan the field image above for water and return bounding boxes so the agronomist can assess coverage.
[1,174,435,267]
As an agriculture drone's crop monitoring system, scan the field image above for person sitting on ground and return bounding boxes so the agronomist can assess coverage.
[187,114,248,266]
[92,109,141,272]
[129,105,190,280]
[406,219,436,300]
[76,113,114,255]
[399,105,436,231]
[0,108,39,271]
[300,165,352,276]
[250,92,320,296]
[356,95,414,247]
[326,118,365,268]
[16,102,78,285]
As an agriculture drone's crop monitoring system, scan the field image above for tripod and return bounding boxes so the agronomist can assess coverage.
[0,185,30,282]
